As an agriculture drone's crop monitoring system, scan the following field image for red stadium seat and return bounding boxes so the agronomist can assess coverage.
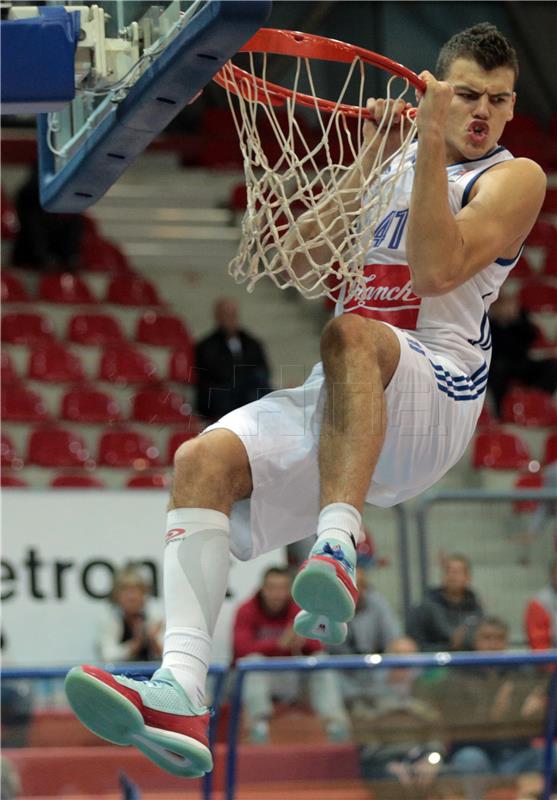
[542,245,557,277]
[519,281,557,313]
[38,272,96,304]
[167,427,202,463]
[28,428,91,468]
[1,473,28,488]
[511,255,533,279]
[28,343,86,383]
[1,386,48,422]
[526,219,557,249]
[50,473,105,488]
[513,470,544,514]
[1,351,19,385]
[136,311,192,348]
[61,387,123,423]
[106,275,161,306]
[1,312,55,345]
[501,388,557,427]
[126,472,170,489]
[99,345,159,384]
[132,388,191,424]
[169,347,196,384]
[543,432,557,466]
[472,429,532,470]
[67,313,125,346]
[477,401,495,429]
[1,434,23,469]
[1,271,29,302]
[542,187,557,214]
[98,430,160,468]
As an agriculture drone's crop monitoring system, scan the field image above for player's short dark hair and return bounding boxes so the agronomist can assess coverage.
[436,23,519,82]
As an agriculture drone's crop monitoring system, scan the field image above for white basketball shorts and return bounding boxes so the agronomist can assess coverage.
[203,325,486,561]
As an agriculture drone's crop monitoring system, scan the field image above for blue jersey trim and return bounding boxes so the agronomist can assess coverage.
[461,162,503,208]
[495,244,524,266]
[450,146,507,168]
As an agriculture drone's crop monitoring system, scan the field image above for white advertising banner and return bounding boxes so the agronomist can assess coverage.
[1,491,285,667]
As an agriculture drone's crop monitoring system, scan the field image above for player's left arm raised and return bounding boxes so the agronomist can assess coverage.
[406,72,546,297]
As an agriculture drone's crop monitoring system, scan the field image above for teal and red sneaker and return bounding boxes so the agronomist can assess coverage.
[64,665,212,777]
[292,539,358,645]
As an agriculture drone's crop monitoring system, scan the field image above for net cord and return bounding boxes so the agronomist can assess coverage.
[223,54,417,301]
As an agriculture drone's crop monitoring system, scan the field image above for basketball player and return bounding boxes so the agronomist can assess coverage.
[65,24,546,777]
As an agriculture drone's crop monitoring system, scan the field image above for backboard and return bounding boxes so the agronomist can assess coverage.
[35,0,272,212]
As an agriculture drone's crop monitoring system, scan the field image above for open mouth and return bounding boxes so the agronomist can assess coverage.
[467,120,489,144]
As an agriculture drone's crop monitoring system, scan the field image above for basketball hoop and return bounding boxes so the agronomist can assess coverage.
[213,29,426,301]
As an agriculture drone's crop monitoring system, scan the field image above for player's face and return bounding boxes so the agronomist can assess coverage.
[443,58,516,163]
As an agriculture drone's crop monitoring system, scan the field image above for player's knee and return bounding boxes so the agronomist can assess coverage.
[321,314,378,360]
[173,431,252,502]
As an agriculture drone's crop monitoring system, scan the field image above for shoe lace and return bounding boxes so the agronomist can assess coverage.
[321,542,353,573]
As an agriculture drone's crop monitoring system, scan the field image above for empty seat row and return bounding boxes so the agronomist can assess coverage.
[2,310,193,347]
[1,271,163,306]
[1,471,170,489]
[2,385,199,424]
[2,344,195,385]
[1,427,200,469]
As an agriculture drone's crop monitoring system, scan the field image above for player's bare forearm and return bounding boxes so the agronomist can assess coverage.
[407,128,464,296]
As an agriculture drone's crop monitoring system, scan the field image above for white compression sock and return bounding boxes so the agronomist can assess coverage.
[162,508,230,707]
[316,503,364,549]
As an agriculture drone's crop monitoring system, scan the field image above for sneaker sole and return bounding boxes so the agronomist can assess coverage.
[64,668,212,777]
[292,558,355,623]
[293,611,347,645]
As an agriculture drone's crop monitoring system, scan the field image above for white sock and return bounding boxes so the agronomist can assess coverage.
[162,508,230,706]
[316,503,363,550]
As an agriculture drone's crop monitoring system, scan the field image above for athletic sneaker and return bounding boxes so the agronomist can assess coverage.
[292,539,358,645]
[64,665,212,777]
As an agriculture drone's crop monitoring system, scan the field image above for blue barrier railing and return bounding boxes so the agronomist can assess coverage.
[415,488,557,593]
[226,650,557,800]
[1,662,227,800]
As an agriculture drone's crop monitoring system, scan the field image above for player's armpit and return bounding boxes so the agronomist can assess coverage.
[452,158,546,285]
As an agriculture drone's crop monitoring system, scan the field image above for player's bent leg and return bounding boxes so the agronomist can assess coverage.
[66,430,252,777]
[293,318,400,643]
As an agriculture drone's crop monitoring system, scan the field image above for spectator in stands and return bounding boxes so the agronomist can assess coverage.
[488,288,557,417]
[407,554,484,652]
[11,165,84,271]
[97,567,163,663]
[357,637,445,799]
[195,297,271,421]
[441,616,549,799]
[233,566,350,743]
[328,543,402,703]
[525,558,557,650]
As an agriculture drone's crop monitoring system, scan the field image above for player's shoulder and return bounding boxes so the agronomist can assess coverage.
[474,156,547,203]
[483,156,546,186]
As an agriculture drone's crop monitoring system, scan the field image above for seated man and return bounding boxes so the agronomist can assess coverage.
[328,544,402,704]
[407,554,484,651]
[234,566,350,743]
[439,617,549,798]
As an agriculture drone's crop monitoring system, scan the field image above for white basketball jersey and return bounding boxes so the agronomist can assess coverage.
[335,142,520,375]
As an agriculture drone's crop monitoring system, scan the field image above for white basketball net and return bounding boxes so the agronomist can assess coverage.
[219,53,417,301]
